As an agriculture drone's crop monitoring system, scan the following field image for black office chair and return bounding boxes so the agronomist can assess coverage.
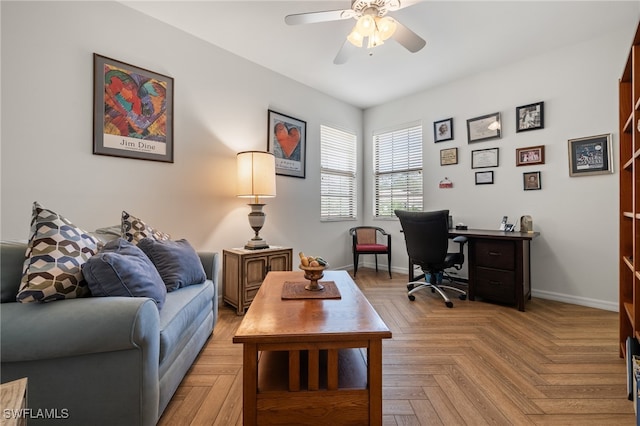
[395,209,467,308]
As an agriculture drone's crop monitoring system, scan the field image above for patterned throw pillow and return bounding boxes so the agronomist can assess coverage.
[121,211,171,244]
[17,202,99,303]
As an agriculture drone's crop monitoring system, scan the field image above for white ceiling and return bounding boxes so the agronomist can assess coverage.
[121,1,640,109]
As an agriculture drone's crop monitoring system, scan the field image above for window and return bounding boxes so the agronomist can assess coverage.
[373,124,423,218]
[320,125,357,221]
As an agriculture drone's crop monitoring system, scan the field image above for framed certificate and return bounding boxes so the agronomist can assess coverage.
[471,147,499,169]
[467,112,501,143]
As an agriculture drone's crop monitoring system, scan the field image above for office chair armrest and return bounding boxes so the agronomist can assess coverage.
[453,236,467,254]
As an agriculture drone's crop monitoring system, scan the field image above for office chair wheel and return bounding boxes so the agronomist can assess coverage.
[408,295,416,301]
[459,294,467,300]
[407,284,415,290]
[445,301,453,308]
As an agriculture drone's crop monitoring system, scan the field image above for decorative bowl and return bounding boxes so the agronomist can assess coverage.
[299,264,328,291]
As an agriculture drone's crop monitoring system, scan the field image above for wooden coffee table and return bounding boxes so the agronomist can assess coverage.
[233,270,392,425]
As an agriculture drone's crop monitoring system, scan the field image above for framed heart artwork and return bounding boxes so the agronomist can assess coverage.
[93,54,174,163]
[267,109,306,178]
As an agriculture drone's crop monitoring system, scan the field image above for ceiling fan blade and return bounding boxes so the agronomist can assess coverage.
[285,9,355,25]
[392,19,426,53]
[334,40,358,65]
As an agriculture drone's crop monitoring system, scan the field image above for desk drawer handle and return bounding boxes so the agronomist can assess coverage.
[488,251,502,256]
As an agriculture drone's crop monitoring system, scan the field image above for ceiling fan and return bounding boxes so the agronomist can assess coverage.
[285,0,426,65]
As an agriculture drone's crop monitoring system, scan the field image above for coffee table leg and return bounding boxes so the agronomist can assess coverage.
[242,343,258,426]
[369,339,383,425]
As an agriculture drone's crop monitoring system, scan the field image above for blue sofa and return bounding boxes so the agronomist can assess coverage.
[0,240,219,425]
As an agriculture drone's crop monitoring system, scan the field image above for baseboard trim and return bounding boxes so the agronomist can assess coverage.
[341,262,618,313]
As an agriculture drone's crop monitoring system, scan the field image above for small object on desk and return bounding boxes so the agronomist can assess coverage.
[455,223,467,230]
[520,215,533,233]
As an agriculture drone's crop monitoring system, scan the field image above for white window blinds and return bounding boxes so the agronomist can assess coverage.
[321,125,357,221]
[373,124,423,218]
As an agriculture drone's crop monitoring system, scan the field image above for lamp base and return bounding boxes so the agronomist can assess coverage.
[244,238,269,250]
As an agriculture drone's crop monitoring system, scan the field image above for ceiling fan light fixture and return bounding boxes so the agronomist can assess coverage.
[347,27,364,47]
[355,14,376,37]
[376,16,397,40]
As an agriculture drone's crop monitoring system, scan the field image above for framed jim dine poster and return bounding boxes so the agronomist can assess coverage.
[93,54,174,163]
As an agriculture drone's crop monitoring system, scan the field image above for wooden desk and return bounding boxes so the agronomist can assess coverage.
[233,270,392,425]
[409,229,539,311]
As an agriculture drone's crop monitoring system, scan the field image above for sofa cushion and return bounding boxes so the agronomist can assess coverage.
[121,211,170,244]
[82,238,167,310]
[138,238,206,292]
[17,202,99,303]
[158,281,213,367]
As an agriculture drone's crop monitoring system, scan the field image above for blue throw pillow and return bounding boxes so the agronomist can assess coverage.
[82,238,167,310]
[137,238,206,292]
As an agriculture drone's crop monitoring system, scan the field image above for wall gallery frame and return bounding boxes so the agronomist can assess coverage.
[475,171,494,185]
[267,109,307,178]
[516,145,545,166]
[567,133,613,177]
[516,101,544,132]
[471,147,499,169]
[434,118,453,142]
[523,171,541,190]
[93,54,174,162]
[467,112,501,143]
[440,147,458,165]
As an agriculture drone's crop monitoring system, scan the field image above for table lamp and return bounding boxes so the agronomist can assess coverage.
[236,151,276,250]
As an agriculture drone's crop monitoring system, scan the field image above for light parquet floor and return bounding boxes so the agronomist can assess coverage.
[159,268,635,425]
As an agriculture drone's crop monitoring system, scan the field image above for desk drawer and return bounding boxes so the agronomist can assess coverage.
[475,240,515,270]
[475,267,515,303]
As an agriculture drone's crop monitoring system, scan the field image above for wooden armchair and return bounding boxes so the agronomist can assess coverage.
[349,226,391,278]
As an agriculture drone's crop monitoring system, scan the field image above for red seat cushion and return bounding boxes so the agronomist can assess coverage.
[356,244,388,252]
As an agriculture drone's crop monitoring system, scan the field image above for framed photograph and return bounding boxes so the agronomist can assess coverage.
[523,171,541,190]
[516,145,545,166]
[93,54,174,163]
[467,112,501,143]
[267,109,306,178]
[471,147,499,169]
[440,147,458,166]
[475,171,494,185]
[516,102,544,132]
[567,133,613,177]
[434,118,453,142]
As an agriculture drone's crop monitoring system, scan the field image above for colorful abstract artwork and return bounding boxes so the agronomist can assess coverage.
[93,54,174,162]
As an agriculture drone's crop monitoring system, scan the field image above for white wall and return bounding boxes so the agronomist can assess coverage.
[1,1,637,311]
[363,27,637,311]
[0,1,362,271]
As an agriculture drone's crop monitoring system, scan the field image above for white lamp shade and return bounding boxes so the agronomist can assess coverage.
[236,151,276,198]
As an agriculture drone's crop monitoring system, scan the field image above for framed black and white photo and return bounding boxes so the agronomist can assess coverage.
[567,133,613,177]
[434,118,453,142]
[440,147,458,166]
[267,109,306,178]
[475,171,494,185]
[516,102,544,132]
[471,147,499,169]
[93,54,174,163]
[523,171,541,190]
[467,112,501,143]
